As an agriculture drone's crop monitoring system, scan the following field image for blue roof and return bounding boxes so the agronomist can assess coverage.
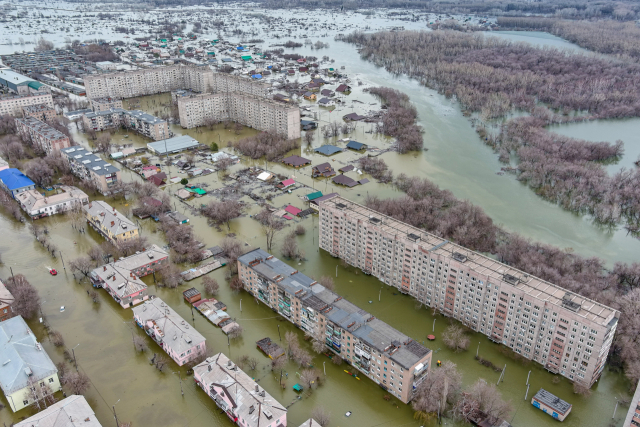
[314,145,343,156]
[0,168,34,190]
[251,74,262,79]
[346,141,365,150]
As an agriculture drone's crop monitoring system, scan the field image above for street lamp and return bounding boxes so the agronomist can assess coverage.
[476,342,480,358]
[379,287,382,302]
[613,397,619,419]
[112,399,120,427]
[72,344,80,372]
[335,264,338,278]
[240,299,242,313]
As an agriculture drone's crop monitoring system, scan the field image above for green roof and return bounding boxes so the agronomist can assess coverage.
[241,55,252,60]
[186,187,206,195]
[307,191,323,200]
[28,81,44,90]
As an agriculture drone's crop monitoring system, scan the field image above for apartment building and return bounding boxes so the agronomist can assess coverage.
[82,108,169,141]
[317,196,619,388]
[238,249,432,403]
[194,352,287,427]
[60,146,121,195]
[0,93,54,117]
[178,92,301,139]
[21,104,56,122]
[15,116,71,154]
[624,380,640,427]
[90,245,168,308]
[16,185,88,219]
[84,65,214,99]
[211,73,269,98]
[83,200,139,244]
[90,96,123,111]
[133,298,207,366]
[14,396,102,427]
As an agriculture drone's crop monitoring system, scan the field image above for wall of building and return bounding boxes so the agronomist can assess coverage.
[0,93,54,117]
[8,374,61,412]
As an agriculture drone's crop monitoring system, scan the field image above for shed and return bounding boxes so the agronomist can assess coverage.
[346,141,366,150]
[183,287,201,304]
[333,174,358,187]
[256,337,285,359]
[531,389,572,421]
[147,135,199,155]
[257,171,273,181]
[339,165,354,173]
[278,178,295,189]
[314,145,343,156]
[306,191,323,201]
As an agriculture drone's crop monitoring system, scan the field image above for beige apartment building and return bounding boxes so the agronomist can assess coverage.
[82,108,169,141]
[318,196,619,388]
[178,92,301,139]
[90,97,123,111]
[238,248,432,403]
[60,146,122,195]
[83,200,139,243]
[15,116,71,154]
[0,93,54,117]
[22,104,56,122]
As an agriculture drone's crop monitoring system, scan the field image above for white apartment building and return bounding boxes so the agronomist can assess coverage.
[318,196,619,388]
[178,93,301,139]
[82,108,169,141]
[16,185,88,219]
[60,146,122,195]
[0,93,54,117]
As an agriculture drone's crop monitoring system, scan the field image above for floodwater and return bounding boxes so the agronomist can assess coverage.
[0,6,636,427]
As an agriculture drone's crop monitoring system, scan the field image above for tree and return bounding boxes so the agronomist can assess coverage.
[201,200,243,230]
[25,158,55,188]
[312,339,326,354]
[180,178,189,185]
[412,360,462,417]
[133,335,148,352]
[26,376,56,410]
[304,131,314,145]
[228,324,244,339]
[301,368,321,390]
[203,276,219,296]
[282,233,303,260]
[453,379,512,423]
[573,382,592,397]
[294,225,306,235]
[442,324,470,352]
[332,355,343,365]
[285,331,299,358]
[256,208,285,251]
[63,371,91,395]
[217,156,234,173]
[4,274,40,319]
[156,263,183,289]
[221,237,244,273]
[229,275,243,294]
[318,276,335,291]
[311,406,331,426]
[50,330,65,347]
[34,36,54,51]
[94,133,112,154]
[271,355,286,371]
[69,256,95,278]
[210,142,219,151]
[152,353,169,372]
[293,347,313,368]
[247,357,259,371]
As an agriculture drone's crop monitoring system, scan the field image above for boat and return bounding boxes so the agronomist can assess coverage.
[49,268,57,276]
[345,411,352,417]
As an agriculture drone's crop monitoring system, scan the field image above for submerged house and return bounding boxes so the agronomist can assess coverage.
[312,162,336,178]
[532,389,572,421]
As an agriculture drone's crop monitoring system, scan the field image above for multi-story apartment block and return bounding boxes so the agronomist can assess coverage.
[90,245,168,308]
[16,185,88,219]
[82,108,169,141]
[21,104,56,122]
[178,92,301,139]
[133,298,206,366]
[60,146,121,195]
[624,380,640,427]
[90,96,123,111]
[210,73,269,98]
[238,249,432,403]
[194,352,287,427]
[15,116,71,154]
[82,108,125,132]
[317,196,619,388]
[83,200,139,244]
[84,65,214,99]
[0,93,54,117]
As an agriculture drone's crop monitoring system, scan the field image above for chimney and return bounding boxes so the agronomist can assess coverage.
[255,384,259,392]
[112,276,116,281]
[111,221,115,226]
[103,266,106,271]
[130,272,133,277]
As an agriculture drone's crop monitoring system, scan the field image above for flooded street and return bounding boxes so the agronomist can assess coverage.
[0,6,637,427]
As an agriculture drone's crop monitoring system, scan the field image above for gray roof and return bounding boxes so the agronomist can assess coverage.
[0,316,58,394]
[238,249,430,370]
[194,353,286,427]
[14,395,102,427]
[297,420,322,427]
[147,135,199,155]
[132,298,206,355]
[533,389,572,414]
[60,146,120,176]
[83,200,138,237]
[84,108,126,118]
[126,109,167,125]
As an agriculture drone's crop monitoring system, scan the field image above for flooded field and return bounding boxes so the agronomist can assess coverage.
[0,4,637,427]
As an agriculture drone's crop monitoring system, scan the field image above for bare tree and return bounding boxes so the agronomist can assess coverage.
[293,347,313,368]
[26,376,57,410]
[271,355,286,372]
[229,275,243,294]
[63,371,91,395]
[156,263,183,289]
[203,276,219,296]
[228,325,244,339]
[34,36,54,51]
[312,339,326,354]
[311,406,331,426]
[412,360,462,420]
[300,368,321,390]
[247,357,259,371]
[573,382,592,397]
[152,354,169,372]
[282,233,303,260]
[50,331,65,347]
[285,331,299,358]
[332,355,343,365]
[453,379,512,423]
[4,274,40,319]
[24,158,55,188]
[442,324,470,352]
[318,276,335,291]
[256,208,285,251]
[94,133,113,155]
[69,256,95,278]
[304,131,314,145]
[133,335,148,352]
[201,200,243,230]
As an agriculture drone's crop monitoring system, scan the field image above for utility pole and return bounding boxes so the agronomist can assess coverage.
[240,299,242,313]
[524,383,530,400]
[379,288,382,302]
[526,370,531,385]
[335,264,338,278]
[613,397,619,419]
[60,252,66,270]
[112,399,120,427]
[476,342,480,358]
[277,324,281,341]
[432,318,436,332]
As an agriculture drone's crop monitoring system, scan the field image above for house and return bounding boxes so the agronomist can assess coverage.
[282,155,311,168]
[257,171,273,181]
[16,186,89,219]
[148,172,167,186]
[165,211,189,224]
[333,174,359,187]
[339,165,354,173]
[303,92,316,101]
[309,192,339,211]
[277,178,295,190]
[320,89,334,97]
[531,389,572,421]
[343,112,366,121]
[298,420,322,427]
[0,280,14,322]
[183,287,202,304]
[0,168,35,199]
[311,162,336,178]
[306,191,322,201]
[346,140,366,151]
[14,395,102,427]
[300,120,317,131]
[273,93,290,103]
[133,298,206,366]
[90,245,168,308]
[318,97,335,107]
[284,205,302,216]
[83,200,139,244]
[256,337,285,359]
[336,84,351,93]
[193,353,287,427]
[0,316,61,412]
[314,145,343,156]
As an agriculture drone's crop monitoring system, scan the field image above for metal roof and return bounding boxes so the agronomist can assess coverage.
[0,168,35,191]
[314,145,343,156]
[532,389,572,414]
[14,395,102,427]
[147,135,199,155]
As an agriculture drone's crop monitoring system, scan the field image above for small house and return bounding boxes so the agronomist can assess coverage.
[183,287,202,304]
[346,141,366,151]
[312,162,336,178]
[282,155,311,168]
[531,389,572,421]
[320,89,334,97]
[336,84,352,94]
[318,97,335,107]
[277,178,296,190]
[333,174,359,187]
[314,145,343,156]
[303,92,316,101]
[256,337,285,359]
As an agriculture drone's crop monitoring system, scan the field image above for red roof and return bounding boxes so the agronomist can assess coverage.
[284,205,302,215]
[283,215,293,220]
[281,178,295,187]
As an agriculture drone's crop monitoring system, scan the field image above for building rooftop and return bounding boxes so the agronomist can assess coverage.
[0,316,58,394]
[0,168,34,190]
[314,145,343,156]
[16,186,88,214]
[0,279,14,308]
[84,108,126,118]
[60,146,120,176]
[238,249,431,370]
[83,200,138,237]
[126,109,167,125]
[22,104,54,113]
[16,116,67,141]
[133,298,206,355]
[0,68,35,86]
[321,196,618,326]
[14,395,102,427]
[297,420,323,427]
[533,389,572,414]
[194,353,287,427]
[147,135,199,155]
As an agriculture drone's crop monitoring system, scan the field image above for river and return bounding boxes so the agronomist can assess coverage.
[0,5,635,427]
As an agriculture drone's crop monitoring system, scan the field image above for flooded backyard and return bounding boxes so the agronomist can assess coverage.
[0,5,638,427]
